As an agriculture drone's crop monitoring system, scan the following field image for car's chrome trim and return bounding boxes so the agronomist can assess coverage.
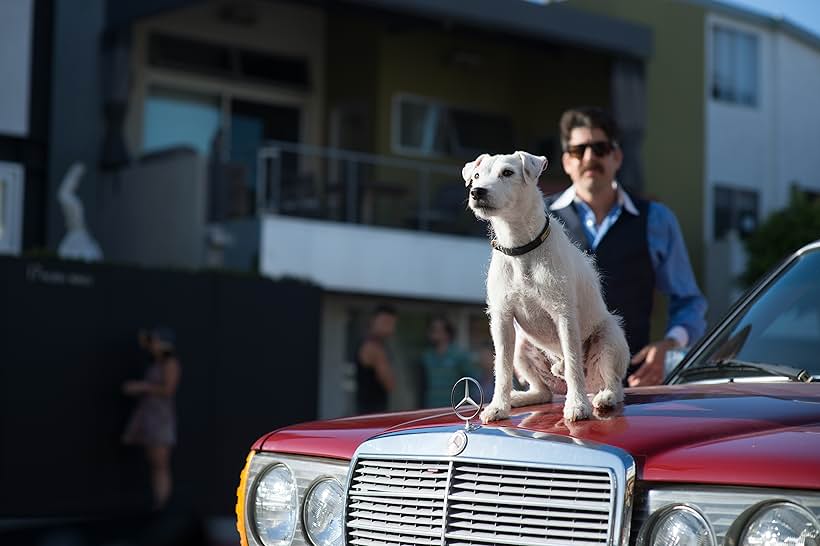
[796,240,820,256]
[676,375,820,385]
[636,504,716,546]
[345,425,636,546]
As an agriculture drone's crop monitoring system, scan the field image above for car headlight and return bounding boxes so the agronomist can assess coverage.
[303,478,344,546]
[740,502,820,546]
[641,505,716,546]
[252,464,298,546]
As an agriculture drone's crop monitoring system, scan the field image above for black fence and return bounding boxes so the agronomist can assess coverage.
[0,256,321,521]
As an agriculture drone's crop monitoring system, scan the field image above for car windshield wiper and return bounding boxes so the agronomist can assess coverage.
[677,358,814,383]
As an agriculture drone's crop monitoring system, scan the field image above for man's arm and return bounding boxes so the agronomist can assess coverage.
[629,203,707,386]
[649,202,708,344]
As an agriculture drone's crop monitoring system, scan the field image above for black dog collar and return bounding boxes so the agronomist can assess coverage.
[491,216,551,256]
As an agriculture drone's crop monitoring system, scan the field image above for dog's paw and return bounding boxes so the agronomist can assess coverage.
[592,389,617,410]
[563,398,593,422]
[480,403,510,424]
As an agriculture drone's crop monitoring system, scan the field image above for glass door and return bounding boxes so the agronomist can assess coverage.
[228,98,301,205]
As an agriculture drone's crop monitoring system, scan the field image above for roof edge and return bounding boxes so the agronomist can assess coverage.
[343,0,654,59]
[683,0,820,52]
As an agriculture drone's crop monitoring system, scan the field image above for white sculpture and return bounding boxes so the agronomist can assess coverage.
[205,224,234,268]
[57,162,103,261]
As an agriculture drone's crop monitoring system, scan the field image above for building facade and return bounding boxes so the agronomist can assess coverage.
[9,0,655,419]
[572,0,820,323]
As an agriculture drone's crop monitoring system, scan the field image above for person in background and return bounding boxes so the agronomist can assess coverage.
[122,327,181,510]
[476,342,496,401]
[420,316,476,408]
[355,305,397,414]
[547,106,707,386]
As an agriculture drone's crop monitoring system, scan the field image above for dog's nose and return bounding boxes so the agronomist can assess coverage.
[471,187,488,200]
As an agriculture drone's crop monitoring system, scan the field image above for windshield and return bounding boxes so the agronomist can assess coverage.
[670,246,820,383]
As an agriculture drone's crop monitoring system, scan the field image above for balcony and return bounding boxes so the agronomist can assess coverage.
[237,142,488,302]
[98,143,490,302]
[231,141,483,237]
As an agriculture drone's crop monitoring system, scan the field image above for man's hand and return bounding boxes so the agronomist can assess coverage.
[627,339,679,387]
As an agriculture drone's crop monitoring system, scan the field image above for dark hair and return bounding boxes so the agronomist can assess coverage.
[430,315,455,340]
[372,304,397,318]
[559,106,620,151]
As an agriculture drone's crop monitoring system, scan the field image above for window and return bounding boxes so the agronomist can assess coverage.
[714,185,759,239]
[142,86,221,155]
[392,95,513,158]
[712,25,759,106]
[802,189,820,203]
[148,33,310,89]
[0,162,24,255]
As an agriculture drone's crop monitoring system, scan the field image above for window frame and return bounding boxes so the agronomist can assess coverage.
[139,72,309,161]
[131,24,315,160]
[712,183,760,241]
[390,93,451,159]
[390,93,514,159]
[710,23,760,108]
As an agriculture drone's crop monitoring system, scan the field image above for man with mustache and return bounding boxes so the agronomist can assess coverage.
[546,106,706,386]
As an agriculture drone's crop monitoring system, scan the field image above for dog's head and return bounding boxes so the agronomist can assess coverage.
[462,151,548,220]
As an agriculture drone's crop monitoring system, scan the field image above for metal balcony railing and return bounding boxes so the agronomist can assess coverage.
[255,141,483,236]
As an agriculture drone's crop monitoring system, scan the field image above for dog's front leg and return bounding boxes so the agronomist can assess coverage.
[557,315,593,421]
[480,310,515,423]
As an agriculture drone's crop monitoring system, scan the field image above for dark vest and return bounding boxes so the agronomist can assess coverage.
[546,193,655,360]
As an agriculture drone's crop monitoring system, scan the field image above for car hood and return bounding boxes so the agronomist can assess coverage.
[257,383,820,489]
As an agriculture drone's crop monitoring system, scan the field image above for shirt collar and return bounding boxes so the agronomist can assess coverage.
[549,181,640,216]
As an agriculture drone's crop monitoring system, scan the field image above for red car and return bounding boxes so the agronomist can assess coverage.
[236,241,820,546]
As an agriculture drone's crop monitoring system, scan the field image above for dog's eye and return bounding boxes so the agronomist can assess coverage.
[473,173,479,179]
[501,169,514,177]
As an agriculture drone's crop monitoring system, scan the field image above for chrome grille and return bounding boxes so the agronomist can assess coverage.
[347,458,614,546]
[447,462,612,546]
[347,459,449,546]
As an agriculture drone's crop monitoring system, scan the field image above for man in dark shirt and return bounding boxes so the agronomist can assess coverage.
[355,304,397,413]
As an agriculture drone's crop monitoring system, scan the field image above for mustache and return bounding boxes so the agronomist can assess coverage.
[582,162,604,173]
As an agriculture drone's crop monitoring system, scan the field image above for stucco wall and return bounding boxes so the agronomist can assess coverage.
[705,13,776,226]
[99,152,208,268]
[0,0,33,138]
[571,0,707,285]
[325,12,611,185]
[704,13,820,319]
[774,33,820,200]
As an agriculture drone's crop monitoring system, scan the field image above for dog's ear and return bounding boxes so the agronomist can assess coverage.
[462,154,489,186]
[515,151,548,185]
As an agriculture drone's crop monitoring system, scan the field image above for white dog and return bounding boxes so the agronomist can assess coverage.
[464,151,630,422]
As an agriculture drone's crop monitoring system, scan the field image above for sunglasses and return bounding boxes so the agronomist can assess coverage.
[565,140,616,159]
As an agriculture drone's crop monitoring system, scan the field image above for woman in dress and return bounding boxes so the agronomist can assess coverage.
[122,327,181,509]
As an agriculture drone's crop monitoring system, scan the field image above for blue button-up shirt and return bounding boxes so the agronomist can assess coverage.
[550,183,707,348]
